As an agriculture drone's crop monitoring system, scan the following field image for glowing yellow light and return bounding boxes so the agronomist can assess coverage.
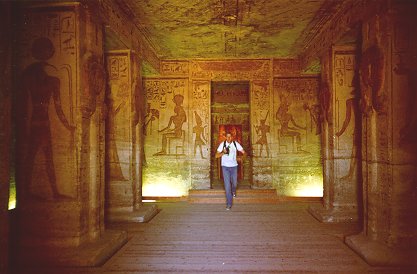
[142,176,188,197]
[8,183,16,210]
[292,175,323,197]
[8,199,16,210]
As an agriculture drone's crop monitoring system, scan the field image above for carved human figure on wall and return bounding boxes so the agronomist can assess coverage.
[143,103,159,136]
[193,111,207,159]
[303,103,321,135]
[82,52,106,119]
[254,111,270,157]
[275,99,306,153]
[154,94,187,155]
[19,37,75,200]
[359,44,385,116]
[107,82,128,181]
[319,81,331,124]
[335,89,360,180]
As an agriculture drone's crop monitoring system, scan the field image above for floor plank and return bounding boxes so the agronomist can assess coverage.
[13,202,414,273]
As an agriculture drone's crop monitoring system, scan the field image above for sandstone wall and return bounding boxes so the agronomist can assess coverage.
[143,59,322,197]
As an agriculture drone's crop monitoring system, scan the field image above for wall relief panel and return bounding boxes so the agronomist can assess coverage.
[143,78,190,196]
[272,77,322,196]
[16,7,78,201]
[191,60,270,80]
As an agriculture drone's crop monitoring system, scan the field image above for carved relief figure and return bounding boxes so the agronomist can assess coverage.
[303,103,321,135]
[276,99,306,153]
[254,111,270,157]
[154,94,187,155]
[19,37,75,200]
[335,88,360,180]
[143,103,159,136]
[107,81,128,181]
[360,45,385,116]
[82,52,106,118]
[193,111,207,159]
[319,81,331,124]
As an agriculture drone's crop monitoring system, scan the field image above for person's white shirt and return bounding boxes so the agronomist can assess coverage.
[217,140,244,167]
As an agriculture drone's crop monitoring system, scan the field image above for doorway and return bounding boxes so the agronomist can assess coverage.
[210,81,251,188]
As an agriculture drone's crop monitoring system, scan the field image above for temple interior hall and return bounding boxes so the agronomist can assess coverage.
[1,0,416,273]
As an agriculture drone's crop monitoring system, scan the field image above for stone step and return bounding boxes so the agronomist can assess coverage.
[188,188,280,204]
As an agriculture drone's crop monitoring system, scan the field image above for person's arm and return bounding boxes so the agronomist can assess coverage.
[215,143,226,158]
[236,143,246,162]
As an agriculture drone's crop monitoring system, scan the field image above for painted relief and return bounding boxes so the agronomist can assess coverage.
[191,60,270,80]
[154,94,187,156]
[191,81,210,159]
[359,44,385,116]
[107,54,131,180]
[273,78,320,154]
[161,61,189,76]
[272,77,322,196]
[333,53,359,180]
[144,79,188,156]
[16,9,77,200]
[273,59,301,77]
[143,78,190,197]
[252,81,271,158]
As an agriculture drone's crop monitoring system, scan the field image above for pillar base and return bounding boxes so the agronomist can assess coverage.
[107,204,159,223]
[308,203,358,223]
[16,229,127,267]
[345,233,417,267]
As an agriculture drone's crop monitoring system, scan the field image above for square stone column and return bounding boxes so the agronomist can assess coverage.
[13,2,126,267]
[251,81,273,188]
[309,46,360,222]
[105,50,157,222]
[345,2,417,266]
[0,2,12,272]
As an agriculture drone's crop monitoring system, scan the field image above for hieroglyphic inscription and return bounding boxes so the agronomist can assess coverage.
[191,81,210,159]
[106,52,131,180]
[252,81,271,158]
[144,79,187,109]
[144,78,188,156]
[16,6,78,199]
[333,52,359,180]
[161,61,189,76]
[273,77,319,154]
[273,59,301,76]
[191,60,270,80]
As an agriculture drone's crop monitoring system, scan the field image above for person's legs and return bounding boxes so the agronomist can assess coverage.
[231,166,238,197]
[222,166,233,208]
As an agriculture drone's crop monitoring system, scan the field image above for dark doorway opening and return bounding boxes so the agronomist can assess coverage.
[210,81,251,189]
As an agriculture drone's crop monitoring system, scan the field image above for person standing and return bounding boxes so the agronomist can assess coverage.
[216,132,245,210]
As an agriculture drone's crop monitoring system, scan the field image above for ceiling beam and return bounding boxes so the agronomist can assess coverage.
[84,0,160,73]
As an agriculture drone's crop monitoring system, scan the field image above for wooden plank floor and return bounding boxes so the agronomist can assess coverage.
[14,202,413,273]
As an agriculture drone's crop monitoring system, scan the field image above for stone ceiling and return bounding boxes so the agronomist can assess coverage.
[110,0,336,60]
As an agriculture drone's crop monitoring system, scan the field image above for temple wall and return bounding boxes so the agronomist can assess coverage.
[143,59,322,197]
[0,2,12,272]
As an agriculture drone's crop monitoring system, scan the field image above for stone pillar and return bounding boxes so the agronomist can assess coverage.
[13,2,126,266]
[251,81,273,188]
[0,2,12,272]
[105,50,157,222]
[309,45,360,222]
[346,2,417,266]
[190,80,211,189]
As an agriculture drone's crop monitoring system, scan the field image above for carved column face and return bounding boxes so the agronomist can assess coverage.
[15,6,78,203]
